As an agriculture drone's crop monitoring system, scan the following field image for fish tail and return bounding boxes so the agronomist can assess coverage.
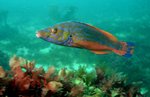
[113,42,135,58]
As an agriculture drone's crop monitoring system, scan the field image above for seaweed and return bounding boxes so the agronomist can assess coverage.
[0,55,146,97]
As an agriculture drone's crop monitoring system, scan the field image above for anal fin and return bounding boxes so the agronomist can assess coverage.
[91,50,110,54]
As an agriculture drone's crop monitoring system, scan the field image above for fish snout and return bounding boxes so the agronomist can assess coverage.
[36,31,42,38]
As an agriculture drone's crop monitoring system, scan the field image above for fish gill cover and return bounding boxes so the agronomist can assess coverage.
[0,0,150,97]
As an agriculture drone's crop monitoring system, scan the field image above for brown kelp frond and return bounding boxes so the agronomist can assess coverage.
[0,56,147,97]
[0,66,6,78]
[44,66,55,80]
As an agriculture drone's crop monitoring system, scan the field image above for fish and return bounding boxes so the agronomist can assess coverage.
[36,21,134,58]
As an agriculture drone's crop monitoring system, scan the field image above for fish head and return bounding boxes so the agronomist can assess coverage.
[36,25,70,45]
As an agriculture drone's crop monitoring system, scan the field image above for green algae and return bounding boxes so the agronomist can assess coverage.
[0,56,146,97]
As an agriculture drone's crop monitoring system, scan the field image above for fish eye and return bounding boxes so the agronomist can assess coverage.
[70,35,72,37]
[51,28,57,34]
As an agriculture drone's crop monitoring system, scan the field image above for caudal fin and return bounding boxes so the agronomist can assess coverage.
[113,42,135,58]
[122,42,135,58]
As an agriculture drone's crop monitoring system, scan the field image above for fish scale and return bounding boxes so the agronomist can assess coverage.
[36,21,134,58]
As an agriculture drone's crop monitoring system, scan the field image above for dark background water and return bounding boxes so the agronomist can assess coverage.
[0,0,150,96]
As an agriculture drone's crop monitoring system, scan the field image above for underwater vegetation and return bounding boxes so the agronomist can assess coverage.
[0,56,146,97]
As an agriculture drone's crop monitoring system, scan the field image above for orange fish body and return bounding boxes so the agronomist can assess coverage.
[36,21,134,57]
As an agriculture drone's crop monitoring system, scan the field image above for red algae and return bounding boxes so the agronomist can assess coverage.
[0,56,145,97]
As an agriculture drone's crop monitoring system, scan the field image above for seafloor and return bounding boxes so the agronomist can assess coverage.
[0,56,146,97]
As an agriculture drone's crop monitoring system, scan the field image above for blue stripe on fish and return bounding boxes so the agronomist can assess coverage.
[123,42,135,58]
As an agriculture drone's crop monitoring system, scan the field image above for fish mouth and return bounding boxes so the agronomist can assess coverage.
[36,31,41,38]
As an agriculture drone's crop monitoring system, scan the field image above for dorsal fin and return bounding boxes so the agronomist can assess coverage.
[77,22,118,42]
[96,28,118,42]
